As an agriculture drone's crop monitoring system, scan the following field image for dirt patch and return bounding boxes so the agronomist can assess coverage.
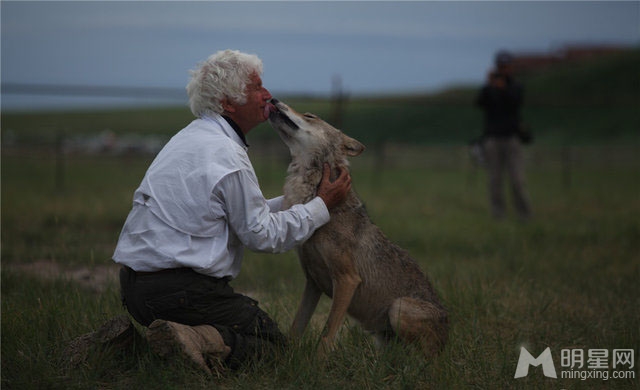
[6,260,267,301]
[6,260,120,293]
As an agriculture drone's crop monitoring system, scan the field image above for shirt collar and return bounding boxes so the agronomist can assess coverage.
[221,115,249,148]
[201,114,249,151]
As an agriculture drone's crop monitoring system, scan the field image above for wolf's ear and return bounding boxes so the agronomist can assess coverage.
[342,134,365,157]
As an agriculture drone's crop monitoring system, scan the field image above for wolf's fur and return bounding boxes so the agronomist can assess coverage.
[269,100,448,356]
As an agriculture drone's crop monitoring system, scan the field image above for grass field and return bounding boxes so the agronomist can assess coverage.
[2,51,639,388]
[2,139,638,388]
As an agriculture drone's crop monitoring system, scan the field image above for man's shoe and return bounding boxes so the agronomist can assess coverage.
[65,314,138,366]
[147,319,230,374]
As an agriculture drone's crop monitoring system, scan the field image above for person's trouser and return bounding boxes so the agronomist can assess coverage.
[483,136,531,219]
[119,266,286,368]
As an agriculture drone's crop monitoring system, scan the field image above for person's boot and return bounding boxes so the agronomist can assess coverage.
[147,320,231,374]
[65,314,139,366]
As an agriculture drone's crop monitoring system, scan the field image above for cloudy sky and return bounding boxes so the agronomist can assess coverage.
[2,1,638,110]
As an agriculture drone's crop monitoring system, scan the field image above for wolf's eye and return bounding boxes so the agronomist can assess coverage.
[303,113,317,119]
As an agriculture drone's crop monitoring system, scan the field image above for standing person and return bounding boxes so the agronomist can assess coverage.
[112,49,351,371]
[475,50,532,220]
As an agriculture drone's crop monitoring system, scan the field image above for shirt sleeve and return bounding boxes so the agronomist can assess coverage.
[266,196,284,212]
[214,169,330,253]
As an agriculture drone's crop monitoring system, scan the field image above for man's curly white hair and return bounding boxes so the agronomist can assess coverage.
[186,49,264,118]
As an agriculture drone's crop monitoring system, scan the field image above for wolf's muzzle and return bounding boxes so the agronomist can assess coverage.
[268,98,299,130]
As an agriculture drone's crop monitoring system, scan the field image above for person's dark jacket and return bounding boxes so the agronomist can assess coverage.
[475,77,523,138]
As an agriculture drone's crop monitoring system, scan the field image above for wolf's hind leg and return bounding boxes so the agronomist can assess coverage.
[388,297,448,357]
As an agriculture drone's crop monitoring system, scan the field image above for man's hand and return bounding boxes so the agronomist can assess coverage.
[317,163,352,210]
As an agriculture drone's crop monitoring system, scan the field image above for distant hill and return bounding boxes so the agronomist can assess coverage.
[521,49,640,107]
[2,49,638,147]
[330,48,640,145]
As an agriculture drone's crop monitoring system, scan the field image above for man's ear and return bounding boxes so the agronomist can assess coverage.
[221,97,236,113]
[343,134,365,157]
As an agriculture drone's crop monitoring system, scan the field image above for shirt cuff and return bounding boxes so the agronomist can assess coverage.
[305,196,331,227]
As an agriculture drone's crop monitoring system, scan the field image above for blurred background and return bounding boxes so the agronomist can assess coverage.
[2,0,639,277]
[2,1,638,205]
[2,2,639,387]
[2,1,638,108]
[2,1,638,147]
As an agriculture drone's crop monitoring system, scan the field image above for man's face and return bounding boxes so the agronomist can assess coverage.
[497,63,513,77]
[224,73,273,134]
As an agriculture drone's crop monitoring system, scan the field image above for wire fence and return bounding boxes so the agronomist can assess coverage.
[2,82,638,194]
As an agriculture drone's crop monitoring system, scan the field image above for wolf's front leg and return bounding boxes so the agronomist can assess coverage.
[321,271,361,352]
[290,279,322,338]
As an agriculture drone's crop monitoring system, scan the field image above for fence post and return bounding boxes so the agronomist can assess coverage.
[330,74,345,129]
[561,143,571,189]
[371,138,387,187]
[55,128,66,193]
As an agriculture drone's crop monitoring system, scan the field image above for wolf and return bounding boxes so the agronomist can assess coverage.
[268,99,448,357]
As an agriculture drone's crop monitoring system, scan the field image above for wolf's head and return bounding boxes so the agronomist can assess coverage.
[268,99,365,165]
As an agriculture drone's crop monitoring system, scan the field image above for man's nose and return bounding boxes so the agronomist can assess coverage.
[263,88,272,101]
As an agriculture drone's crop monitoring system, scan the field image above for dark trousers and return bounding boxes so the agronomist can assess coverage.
[119,266,286,368]
[483,136,532,220]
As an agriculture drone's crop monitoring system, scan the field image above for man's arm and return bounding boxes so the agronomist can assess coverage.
[215,170,330,253]
[266,196,284,212]
[266,163,350,212]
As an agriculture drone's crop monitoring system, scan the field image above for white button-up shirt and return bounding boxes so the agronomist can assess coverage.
[113,114,329,279]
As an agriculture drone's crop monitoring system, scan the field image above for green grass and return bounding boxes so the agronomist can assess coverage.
[2,51,639,387]
[2,143,639,389]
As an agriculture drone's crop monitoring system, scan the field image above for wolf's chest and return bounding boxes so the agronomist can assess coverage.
[296,233,343,297]
[282,169,323,208]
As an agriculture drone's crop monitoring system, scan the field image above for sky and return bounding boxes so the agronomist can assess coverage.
[2,1,639,111]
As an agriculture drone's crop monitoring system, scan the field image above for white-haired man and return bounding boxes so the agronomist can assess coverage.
[113,50,351,371]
